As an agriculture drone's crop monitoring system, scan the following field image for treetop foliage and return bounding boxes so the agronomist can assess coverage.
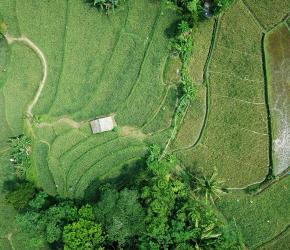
[139,149,242,249]
[11,149,243,249]
[94,187,145,246]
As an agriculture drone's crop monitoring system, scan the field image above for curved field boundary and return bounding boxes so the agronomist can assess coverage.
[188,16,219,146]
[171,15,221,154]
[66,138,142,178]
[64,137,120,183]
[46,0,69,113]
[74,150,146,197]
[74,156,142,198]
[120,5,163,109]
[59,133,117,163]
[256,224,290,249]
[4,33,47,118]
[142,86,178,134]
[141,86,170,129]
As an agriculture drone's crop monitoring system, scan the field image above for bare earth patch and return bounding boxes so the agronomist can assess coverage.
[119,126,147,140]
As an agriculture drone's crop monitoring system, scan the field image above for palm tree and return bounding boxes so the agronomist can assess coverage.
[195,172,225,204]
[93,0,120,12]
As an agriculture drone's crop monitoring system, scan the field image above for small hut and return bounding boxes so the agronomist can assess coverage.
[90,116,116,134]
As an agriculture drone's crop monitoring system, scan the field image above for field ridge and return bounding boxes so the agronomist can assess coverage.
[172,15,221,154]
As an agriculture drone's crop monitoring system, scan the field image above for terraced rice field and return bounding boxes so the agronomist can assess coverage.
[217,175,290,248]
[243,0,290,30]
[0,1,289,248]
[176,1,270,187]
[0,0,180,198]
[257,226,290,250]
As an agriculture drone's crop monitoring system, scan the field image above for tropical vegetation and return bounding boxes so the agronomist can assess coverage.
[7,146,243,249]
[1,0,289,249]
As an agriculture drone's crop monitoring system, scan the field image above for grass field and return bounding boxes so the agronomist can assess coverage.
[243,0,290,30]
[257,226,290,250]
[0,0,180,198]
[0,34,9,89]
[264,24,290,175]
[217,175,290,248]
[176,1,269,187]
[0,1,290,248]
[171,19,214,151]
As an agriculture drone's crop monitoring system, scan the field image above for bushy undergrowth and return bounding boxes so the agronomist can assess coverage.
[9,135,32,178]
[165,0,235,157]
[161,1,199,157]
[213,0,235,14]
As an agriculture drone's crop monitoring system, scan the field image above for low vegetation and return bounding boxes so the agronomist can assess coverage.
[217,176,290,248]
[177,0,269,187]
[243,0,290,29]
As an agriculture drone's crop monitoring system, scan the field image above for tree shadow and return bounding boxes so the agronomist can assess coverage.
[164,19,181,39]
[83,158,147,202]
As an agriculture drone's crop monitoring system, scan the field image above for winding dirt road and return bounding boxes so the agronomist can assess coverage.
[4,33,48,118]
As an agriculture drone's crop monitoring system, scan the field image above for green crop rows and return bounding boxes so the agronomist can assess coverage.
[176,1,269,187]
[217,176,290,248]
[0,0,289,249]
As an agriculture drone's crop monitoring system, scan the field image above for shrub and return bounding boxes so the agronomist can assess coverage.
[5,182,36,211]
[89,0,125,13]
[9,135,32,178]
[213,0,234,14]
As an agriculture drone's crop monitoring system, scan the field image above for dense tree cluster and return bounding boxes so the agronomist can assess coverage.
[139,146,242,249]
[7,145,243,249]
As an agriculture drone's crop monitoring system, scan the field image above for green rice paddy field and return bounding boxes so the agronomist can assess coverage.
[0,0,289,249]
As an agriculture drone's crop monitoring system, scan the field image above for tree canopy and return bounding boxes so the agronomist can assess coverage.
[139,148,242,249]
[63,205,104,250]
[94,187,145,247]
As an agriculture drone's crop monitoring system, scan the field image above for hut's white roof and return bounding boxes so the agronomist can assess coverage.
[90,116,115,134]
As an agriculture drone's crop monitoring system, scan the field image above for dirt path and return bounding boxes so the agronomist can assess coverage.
[37,117,85,129]
[3,33,85,131]
[4,33,48,118]
[119,126,147,140]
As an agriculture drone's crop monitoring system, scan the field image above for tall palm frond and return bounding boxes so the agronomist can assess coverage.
[195,172,225,204]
